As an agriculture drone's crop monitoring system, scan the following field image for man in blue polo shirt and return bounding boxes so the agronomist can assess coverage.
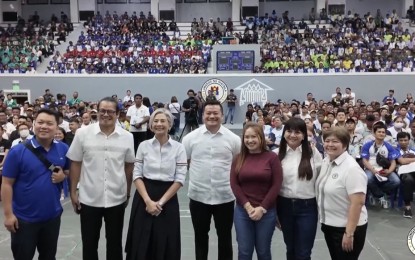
[1,108,69,260]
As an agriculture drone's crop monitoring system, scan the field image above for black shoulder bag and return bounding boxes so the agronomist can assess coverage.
[23,141,57,172]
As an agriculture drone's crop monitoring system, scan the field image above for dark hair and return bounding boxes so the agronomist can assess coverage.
[234,122,268,174]
[187,89,195,94]
[321,120,332,127]
[336,108,346,115]
[397,131,411,140]
[203,99,223,114]
[142,97,151,107]
[366,114,375,121]
[98,97,119,113]
[171,96,178,103]
[18,115,27,120]
[36,108,59,123]
[12,106,20,111]
[17,122,29,130]
[373,122,387,133]
[278,118,313,180]
[56,127,67,143]
[134,93,142,99]
[69,117,80,124]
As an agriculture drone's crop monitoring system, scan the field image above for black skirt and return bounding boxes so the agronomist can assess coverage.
[125,178,180,260]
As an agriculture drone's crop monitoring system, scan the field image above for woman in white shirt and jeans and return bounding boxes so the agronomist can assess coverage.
[167,96,181,136]
[273,118,322,260]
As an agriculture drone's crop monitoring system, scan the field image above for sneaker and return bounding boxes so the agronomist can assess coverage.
[379,196,390,209]
[368,193,377,206]
[404,208,413,219]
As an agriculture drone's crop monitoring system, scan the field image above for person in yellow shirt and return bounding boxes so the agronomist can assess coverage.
[264,58,274,70]
[384,32,393,43]
[342,56,352,70]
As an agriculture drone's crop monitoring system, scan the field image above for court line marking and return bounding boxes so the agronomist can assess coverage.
[366,238,387,260]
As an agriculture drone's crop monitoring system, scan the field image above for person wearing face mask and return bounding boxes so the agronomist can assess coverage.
[387,116,409,147]
[90,109,98,123]
[11,123,33,147]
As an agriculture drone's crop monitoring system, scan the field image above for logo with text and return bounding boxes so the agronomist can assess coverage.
[408,226,415,255]
[234,78,274,107]
[201,78,228,104]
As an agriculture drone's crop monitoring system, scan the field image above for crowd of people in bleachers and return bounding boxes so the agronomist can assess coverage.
[44,11,211,74]
[2,6,415,74]
[0,11,73,74]
[249,7,415,73]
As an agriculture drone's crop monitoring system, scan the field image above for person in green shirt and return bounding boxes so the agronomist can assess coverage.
[2,53,10,65]
[5,94,17,108]
[68,91,82,106]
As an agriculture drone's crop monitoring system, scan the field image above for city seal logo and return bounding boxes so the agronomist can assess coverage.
[408,226,415,255]
[201,78,228,104]
[234,78,274,107]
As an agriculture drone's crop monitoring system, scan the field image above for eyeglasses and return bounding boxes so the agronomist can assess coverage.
[98,109,116,115]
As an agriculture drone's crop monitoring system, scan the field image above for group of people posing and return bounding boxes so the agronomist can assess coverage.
[1,93,370,260]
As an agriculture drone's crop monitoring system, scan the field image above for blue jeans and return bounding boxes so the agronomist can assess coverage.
[277,196,318,260]
[365,170,400,198]
[234,205,276,260]
[224,106,235,123]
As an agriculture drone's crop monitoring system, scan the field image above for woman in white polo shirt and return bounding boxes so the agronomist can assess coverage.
[125,108,187,260]
[274,118,322,260]
[316,127,368,260]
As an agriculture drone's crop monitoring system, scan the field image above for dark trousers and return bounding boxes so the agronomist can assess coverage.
[132,131,147,154]
[321,223,367,260]
[401,172,415,205]
[189,199,234,260]
[277,196,318,260]
[181,120,199,141]
[80,203,125,260]
[11,215,61,260]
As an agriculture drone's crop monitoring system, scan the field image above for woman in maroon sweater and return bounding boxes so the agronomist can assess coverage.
[230,122,283,260]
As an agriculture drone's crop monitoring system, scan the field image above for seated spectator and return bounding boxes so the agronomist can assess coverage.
[11,123,33,147]
[396,132,415,218]
[387,116,409,145]
[346,118,364,159]
[361,123,400,207]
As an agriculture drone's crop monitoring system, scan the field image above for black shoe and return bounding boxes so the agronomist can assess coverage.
[404,208,413,219]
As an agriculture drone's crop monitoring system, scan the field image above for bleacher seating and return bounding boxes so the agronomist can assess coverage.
[0,13,74,74]
[18,9,414,75]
